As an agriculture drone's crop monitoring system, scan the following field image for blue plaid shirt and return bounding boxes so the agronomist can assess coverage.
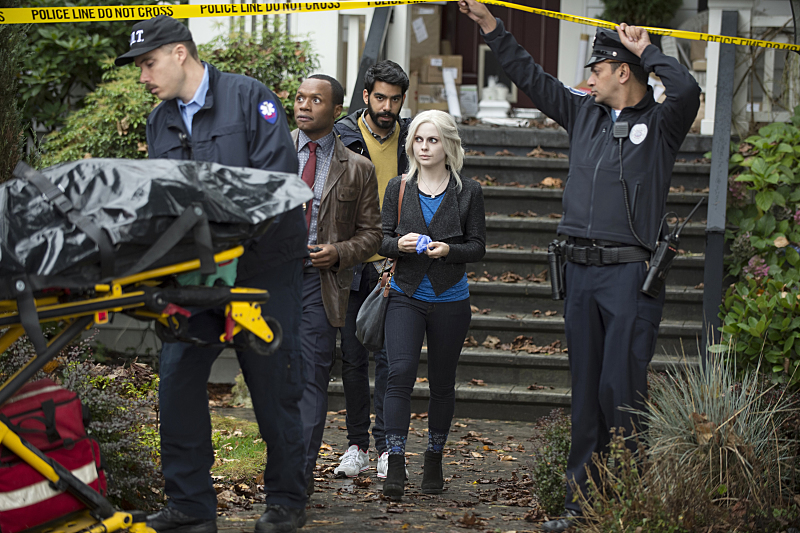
[297,130,336,246]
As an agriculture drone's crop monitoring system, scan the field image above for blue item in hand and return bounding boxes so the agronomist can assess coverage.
[416,235,432,254]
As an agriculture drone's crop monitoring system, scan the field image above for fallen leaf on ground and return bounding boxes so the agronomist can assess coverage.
[470,378,487,386]
[509,210,538,218]
[465,149,485,156]
[471,174,498,186]
[548,213,563,219]
[545,310,558,316]
[539,177,563,188]
[415,377,428,383]
[499,271,524,283]
[526,146,567,159]
[527,270,548,283]
[482,336,501,349]
[495,149,515,157]
[463,336,479,347]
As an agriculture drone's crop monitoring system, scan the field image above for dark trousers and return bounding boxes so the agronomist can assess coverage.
[299,270,339,482]
[563,261,665,512]
[383,291,472,441]
[159,261,307,519]
[337,265,389,453]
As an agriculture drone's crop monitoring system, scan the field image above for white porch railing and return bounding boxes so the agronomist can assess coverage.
[701,0,797,136]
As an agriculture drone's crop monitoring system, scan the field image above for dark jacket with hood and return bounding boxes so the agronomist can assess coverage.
[333,108,410,173]
[483,19,701,248]
[145,62,306,280]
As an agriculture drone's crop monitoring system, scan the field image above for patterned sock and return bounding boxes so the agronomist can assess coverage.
[427,430,448,453]
[386,434,406,456]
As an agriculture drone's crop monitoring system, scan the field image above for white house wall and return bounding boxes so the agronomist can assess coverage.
[189,0,714,100]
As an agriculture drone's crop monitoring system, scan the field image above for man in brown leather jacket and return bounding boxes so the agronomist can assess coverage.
[291,75,382,490]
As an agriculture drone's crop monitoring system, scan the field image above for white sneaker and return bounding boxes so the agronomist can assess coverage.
[334,445,370,478]
[376,451,409,479]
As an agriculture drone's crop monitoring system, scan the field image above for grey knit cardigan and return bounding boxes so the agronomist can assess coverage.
[379,174,486,296]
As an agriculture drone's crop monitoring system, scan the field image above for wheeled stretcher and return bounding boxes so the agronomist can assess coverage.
[0,159,311,533]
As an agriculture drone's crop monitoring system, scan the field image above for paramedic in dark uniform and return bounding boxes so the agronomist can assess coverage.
[115,16,308,533]
[459,1,700,531]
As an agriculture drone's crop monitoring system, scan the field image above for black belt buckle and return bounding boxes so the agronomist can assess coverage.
[585,246,603,266]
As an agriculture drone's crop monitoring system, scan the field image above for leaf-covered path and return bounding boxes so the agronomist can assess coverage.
[211,407,561,532]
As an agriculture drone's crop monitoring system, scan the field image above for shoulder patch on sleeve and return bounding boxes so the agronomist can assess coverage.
[565,84,590,97]
[259,100,278,124]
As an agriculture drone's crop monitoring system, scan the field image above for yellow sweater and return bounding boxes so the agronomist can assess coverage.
[359,115,400,263]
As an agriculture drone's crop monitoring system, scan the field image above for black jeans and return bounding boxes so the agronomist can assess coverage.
[383,290,472,445]
[338,265,389,453]
[159,261,307,518]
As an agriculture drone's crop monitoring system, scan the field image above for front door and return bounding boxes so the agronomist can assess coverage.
[443,0,561,109]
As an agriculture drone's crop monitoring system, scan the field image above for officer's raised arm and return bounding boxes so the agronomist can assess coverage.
[616,23,701,152]
[458,0,584,131]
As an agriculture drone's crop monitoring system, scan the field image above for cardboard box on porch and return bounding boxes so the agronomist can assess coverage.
[416,82,453,112]
[409,5,441,67]
[408,71,419,115]
[419,55,463,85]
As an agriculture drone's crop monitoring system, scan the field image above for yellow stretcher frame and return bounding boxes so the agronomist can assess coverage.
[0,246,282,533]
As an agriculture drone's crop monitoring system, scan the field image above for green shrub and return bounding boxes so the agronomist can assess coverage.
[719,270,800,385]
[528,408,570,516]
[40,64,155,167]
[18,0,159,133]
[197,18,318,127]
[599,0,683,27]
[718,105,800,384]
[41,21,318,166]
[0,2,27,183]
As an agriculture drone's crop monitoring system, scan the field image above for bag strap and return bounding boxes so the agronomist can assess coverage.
[381,175,407,297]
[13,162,115,280]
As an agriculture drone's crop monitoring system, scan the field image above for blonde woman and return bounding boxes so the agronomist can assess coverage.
[377,110,486,500]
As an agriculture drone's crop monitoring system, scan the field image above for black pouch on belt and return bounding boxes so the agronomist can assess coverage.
[547,240,566,300]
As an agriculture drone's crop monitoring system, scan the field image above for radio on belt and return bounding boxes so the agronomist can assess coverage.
[641,198,704,298]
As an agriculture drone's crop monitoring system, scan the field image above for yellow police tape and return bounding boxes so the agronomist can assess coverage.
[0,0,797,53]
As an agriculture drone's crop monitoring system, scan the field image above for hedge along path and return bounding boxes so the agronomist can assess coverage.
[0,0,798,53]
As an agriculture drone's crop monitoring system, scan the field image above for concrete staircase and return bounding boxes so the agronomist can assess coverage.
[326,125,710,421]
[92,125,711,422]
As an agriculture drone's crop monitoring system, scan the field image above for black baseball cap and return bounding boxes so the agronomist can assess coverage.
[115,15,193,66]
[585,28,641,68]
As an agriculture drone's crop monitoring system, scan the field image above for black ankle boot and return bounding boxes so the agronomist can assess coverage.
[382,454,405,501]
[421,450,444,494]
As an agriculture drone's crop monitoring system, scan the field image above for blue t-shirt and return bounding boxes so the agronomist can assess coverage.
[390,190,469,302]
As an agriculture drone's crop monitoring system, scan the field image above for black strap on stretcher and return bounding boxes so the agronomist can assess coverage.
[14,162,116,280]
[9,162,217,356]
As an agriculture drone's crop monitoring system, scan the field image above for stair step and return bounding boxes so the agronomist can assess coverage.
[485,215,707,253]
[463,156,711,191]
[458,127,713,162]
[470,248,705,287]
[467,313,702,356]
[467,281,703,320]
[326,379,572,421]
[481,186,709,220]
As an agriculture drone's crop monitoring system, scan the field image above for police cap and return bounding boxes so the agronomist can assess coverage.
[585,28,641,68]
[115,15,193,66]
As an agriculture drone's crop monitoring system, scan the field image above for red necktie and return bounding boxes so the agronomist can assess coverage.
[301,141,318,232]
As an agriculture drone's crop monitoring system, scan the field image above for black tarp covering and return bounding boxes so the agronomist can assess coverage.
[0,158,310,288]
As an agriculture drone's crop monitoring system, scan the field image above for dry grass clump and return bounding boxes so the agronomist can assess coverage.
[576,350,800,532]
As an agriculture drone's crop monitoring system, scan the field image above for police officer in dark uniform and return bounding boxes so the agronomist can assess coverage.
[115,16,308,533]
[458,1,701,531]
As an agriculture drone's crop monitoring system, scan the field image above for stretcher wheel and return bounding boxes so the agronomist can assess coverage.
[243,316,282,356]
